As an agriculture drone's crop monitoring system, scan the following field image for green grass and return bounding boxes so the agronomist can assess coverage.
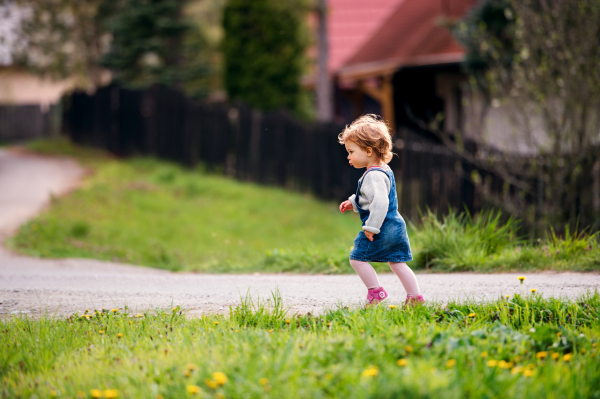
[1,291,599,398]
[409,210,600,272]
[8,139,359,273]
[8,138,600,273]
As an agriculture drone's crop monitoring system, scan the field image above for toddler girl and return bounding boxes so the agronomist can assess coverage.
[338,115,424,305]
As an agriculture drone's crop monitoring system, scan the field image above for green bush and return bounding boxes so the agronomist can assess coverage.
[222,0,313,118]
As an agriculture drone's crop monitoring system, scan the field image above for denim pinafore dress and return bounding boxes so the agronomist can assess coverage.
[349,167,413,263]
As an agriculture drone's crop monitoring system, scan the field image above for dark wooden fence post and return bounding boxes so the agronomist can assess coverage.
[110,86,120,156]
[249,109,262,182]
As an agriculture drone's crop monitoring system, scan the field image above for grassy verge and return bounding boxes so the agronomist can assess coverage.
[8,138,600,273]
[8,139,358,273]
[409,210,600,272]
[1,291,599,398]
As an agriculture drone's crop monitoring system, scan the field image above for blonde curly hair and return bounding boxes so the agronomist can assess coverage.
[337,114,395,164]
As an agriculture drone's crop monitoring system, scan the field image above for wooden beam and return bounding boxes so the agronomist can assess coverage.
[357,75,395,134]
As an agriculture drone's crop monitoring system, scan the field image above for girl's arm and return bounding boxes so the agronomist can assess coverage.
[360,172,390,235]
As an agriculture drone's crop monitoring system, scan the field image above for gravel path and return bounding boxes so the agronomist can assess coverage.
[0,147,598,318]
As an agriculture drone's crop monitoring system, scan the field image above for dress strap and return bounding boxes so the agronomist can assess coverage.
[360,166,388,181]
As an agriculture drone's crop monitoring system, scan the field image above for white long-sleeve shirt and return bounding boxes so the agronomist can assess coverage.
[348,165,391,234]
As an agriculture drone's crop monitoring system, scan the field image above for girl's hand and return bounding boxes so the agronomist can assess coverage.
[364,231,375,241]
[339,200,353,213]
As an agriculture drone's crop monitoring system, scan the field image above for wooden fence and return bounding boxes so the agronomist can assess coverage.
[0,104,58,143]
[63,84,488,221]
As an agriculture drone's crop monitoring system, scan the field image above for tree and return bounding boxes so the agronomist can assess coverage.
[100,0,195,89]
[6,0,214,97]
[222,0,312,117]
[9,0,115,90]
[182,0,227,100]
[446,0,600,232]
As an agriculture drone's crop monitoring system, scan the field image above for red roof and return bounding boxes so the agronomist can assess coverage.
[338,0,474,79]
[327,0,405,72]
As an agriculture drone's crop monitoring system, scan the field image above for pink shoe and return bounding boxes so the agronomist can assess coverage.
[367,287,388,304]
[405,295,425,306]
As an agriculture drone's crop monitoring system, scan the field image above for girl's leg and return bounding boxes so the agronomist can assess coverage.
[388,262,421,298]
[349,259,380,289]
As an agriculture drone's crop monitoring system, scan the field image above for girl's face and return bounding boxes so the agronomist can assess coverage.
[345,140,372,169]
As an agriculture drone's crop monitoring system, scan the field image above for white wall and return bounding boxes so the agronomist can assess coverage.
[0,69,73,109]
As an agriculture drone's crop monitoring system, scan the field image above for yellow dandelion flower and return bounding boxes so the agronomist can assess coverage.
[136,314,143,318]
[117,333,123,338]
[205,378,217,389]
[267,329,274,333]
[128,321,132,325]
[397,358,408,367]
[518,276,526,282]
[593,343,597,348]
[186,363,198,370]
[50,391,56,397]
[104,389,118,399]
[350,246,354,250]
[111,309,118,313]
[487,360,498,367]
[327,322,331,327]
[90,389,102,399]
[85,309,90,313]
[187,385,201,394]
[536,351,547,359]
[504,295,510,298]
[511,366,523,374]
[184,370,192,378]
[361,365,379,377]
[285,319,290,324]
[214,321,219,325]
[468,313,476,318]
[259,378,269,386]
[523,369,535,377]
[212,372,228,386]
[563,353,573,361]
[498,360,513,369]
[389,305,398,309]
[480,351,488,358]
[98,330,104,334]
[580,348,586,354]
[404,345,413,353]
[446,359,456,367]
[235,330,239,333]
[550,352,559,360]
[530,289,537,293]
[172,308,177,312]
[556,332,562,336]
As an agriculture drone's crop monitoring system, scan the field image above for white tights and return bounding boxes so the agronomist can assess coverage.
[349,259,421,297]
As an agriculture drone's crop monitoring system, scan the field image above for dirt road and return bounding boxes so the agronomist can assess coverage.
[1,147,598,317]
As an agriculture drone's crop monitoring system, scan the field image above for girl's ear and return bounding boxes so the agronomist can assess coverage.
[366,147,373,157]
